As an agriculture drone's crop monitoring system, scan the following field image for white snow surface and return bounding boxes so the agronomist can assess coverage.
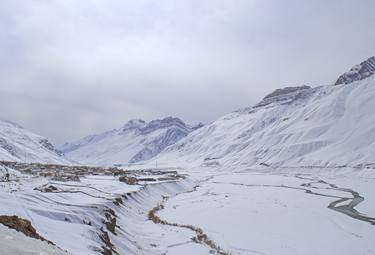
[1,164,374,255]
[158,167,375,255]
[0,120,69,164]
[60,117,200,166]
[0,224,69,255]
[0,167,210,255]
[155,75,375,169]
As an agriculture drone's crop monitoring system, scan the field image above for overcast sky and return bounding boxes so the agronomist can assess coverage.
[0,0,374,145]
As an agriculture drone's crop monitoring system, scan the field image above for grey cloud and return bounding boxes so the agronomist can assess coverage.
[0,0,374,144]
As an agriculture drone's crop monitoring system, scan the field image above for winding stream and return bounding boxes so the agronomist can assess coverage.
[213,173,375,225]
[296,175,375,225]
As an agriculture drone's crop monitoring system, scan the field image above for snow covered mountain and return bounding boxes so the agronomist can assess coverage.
[335,56,375,85]
[60,117,202,166]
[0,119,68,164]
[156,57,375,169]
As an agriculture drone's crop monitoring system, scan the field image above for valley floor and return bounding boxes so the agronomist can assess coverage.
[0,163,374,255]
[157,168,375,255]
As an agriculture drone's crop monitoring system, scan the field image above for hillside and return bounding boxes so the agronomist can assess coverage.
[155,57,375,169]
[0,120,68,164]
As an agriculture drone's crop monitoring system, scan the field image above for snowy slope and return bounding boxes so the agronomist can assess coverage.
[0,224,69,255]
[0,165,201,255]
[0,120,69,164]
[61,117,202,166]
[156,57,375,169]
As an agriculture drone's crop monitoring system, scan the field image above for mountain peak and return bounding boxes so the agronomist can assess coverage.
[255,85,312,108]
[335,56,375,85]
[141,117,188,135]
[122,119,147,131]
[148,116,185,127]
[263,85,311,100]
[61,116,199,165]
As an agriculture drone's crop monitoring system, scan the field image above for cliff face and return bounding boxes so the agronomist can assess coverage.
[335,56,375,85]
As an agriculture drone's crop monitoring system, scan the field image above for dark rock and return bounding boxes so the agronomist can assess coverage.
[335,56,375,85]
[255,85,312,108]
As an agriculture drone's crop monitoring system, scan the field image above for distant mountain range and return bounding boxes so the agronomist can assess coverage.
[60,117,203,166]
[2,57,375,169]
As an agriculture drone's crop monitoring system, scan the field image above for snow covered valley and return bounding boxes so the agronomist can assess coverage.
[158,167,375,255]
[1,57,375,254]
[1,162,374,255]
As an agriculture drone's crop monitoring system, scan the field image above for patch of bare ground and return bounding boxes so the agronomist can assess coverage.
[118,175,138,185]
[0,160,127,180]
[0,215,54,245]
[103,208,118,235]
[96,194,126,255]
[113,197,123,206]
[98,227,118,255]
[148,197,230,255]
[118,171,185,185]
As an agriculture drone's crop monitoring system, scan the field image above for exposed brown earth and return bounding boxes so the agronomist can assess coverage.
[98,227,118,255]
[0,160,126,178]
[118,175,138,185]
[0,215,54,245]
[148,197,230,255]
[103,208,118,235]
[1,160,186,185]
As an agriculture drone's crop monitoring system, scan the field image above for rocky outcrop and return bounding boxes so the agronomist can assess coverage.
[39,139,63,156]
[255,85,313,108]
[335,56,375,85]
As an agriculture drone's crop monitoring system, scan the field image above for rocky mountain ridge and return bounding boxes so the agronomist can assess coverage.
[60,117,202,166]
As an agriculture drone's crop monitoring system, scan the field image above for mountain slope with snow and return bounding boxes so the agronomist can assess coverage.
[335,56,375,85]
[61,117,201,166]
[156,57,375,169]
[0,120,68,164]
